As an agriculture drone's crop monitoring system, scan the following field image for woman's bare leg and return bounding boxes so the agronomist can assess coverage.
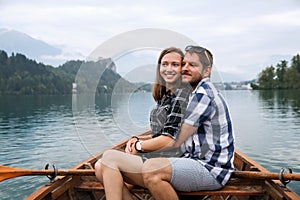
[94,159,103,181]
[99,150,145,200]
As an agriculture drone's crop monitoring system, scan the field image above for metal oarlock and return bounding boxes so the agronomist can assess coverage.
[45,163,57,181]
[279,167,293,186]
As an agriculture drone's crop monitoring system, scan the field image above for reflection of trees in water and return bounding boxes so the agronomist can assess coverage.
[258,90,300,116]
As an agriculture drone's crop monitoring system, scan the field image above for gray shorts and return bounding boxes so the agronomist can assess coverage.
[168,158,222,192]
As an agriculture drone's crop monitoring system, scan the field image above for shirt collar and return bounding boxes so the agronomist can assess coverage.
[192,77,210,93]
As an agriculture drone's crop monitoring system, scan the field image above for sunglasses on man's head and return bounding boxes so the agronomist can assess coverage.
[185,45,211,65]
[185,45,206,53]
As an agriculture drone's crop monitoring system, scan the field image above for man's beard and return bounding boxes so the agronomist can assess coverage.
[182,72,203,89]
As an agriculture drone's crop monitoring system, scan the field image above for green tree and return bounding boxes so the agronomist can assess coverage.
[258,65,275,89]
[0,50,8,65]
[284,67,300,89]
[291,54,300,73]
[285,54,300,89]
[275,60,288,89]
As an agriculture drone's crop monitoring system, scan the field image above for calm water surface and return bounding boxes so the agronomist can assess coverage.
[0,90,299,199]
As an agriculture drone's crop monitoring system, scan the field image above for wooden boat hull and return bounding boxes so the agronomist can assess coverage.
[26,131,300,200]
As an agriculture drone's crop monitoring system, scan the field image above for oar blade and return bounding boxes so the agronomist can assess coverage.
[0,165,96,182]
[0,165,29,182]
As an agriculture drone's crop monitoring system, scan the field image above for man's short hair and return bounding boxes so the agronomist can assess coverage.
[185,45,213,68]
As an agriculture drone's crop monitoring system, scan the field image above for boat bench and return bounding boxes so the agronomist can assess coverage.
[75,177,265,198]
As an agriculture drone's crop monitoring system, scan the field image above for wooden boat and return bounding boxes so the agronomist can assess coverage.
[21,131,299,200]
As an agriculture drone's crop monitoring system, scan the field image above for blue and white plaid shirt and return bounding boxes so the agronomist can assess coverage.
[181,78,235,186]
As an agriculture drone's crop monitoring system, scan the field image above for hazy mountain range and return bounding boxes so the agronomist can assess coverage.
[0,28,61,62]
[0,28,257,82]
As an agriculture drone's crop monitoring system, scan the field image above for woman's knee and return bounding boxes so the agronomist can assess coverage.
[101,149,118,165]
[95,149,119,181]
[100,149,126,172]
[94,159,103,182]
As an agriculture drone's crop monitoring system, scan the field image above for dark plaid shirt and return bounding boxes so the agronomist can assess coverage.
[150,87,190,139]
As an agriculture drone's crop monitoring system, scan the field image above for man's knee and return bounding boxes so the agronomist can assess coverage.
[142,159,170,187]
[142,160,159,187]
[143,173,160,188]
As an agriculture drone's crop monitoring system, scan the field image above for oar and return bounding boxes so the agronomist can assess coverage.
[233,171,300,181]
[1,165,300,183]
[0,165,95,182]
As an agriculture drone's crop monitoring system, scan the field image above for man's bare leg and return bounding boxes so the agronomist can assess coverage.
[142,158,179,200]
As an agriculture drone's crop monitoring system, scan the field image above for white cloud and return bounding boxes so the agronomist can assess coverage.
[259,10,300,26]
[1,0,300,81]
[40,49,86,67]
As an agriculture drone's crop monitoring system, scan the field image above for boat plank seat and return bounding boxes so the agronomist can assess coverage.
[75,177,265,197]
[75,181,104,191]
[163,178,264,197]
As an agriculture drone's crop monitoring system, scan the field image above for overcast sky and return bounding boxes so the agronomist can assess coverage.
[1,0,300,81]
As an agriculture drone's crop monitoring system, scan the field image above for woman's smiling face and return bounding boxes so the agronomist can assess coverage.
[159,52,182,87]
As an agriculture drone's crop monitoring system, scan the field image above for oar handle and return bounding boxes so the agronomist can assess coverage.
[21,169,95,176]
[2,164,300,183]
[233,171,300,181]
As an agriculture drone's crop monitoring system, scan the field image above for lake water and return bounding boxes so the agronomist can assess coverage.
[0,90,299,199]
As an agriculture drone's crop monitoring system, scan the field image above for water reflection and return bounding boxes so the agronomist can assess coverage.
[69,92,155,157]
[0,95,88,199]
[0,91,299,199]
[258,90,300,115]
[256,90,300,193]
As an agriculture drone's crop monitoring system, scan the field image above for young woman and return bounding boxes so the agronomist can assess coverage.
[94,47,191,200]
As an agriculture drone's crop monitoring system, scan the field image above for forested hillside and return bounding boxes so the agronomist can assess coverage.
[251,54,300,90]
[0,50,136,95]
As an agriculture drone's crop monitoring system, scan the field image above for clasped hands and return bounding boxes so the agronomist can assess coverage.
[125,137,139,154]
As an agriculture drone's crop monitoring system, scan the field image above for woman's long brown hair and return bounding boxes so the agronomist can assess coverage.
[152,47,184,102]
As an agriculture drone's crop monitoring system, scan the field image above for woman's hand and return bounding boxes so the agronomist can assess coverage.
[125,138,138,153]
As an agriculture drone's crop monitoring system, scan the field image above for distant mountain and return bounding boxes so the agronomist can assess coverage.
[0,28,62,63]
